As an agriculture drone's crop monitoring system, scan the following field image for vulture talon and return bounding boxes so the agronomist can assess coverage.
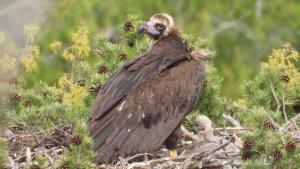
[169,149,178,157]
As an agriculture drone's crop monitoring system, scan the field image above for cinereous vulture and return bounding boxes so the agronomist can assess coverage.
[88,13,208,164]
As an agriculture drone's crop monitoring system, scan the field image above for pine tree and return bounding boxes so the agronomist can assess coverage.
[0,14,299,169]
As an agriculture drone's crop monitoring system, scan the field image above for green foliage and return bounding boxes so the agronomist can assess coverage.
[56,123,96,169]
[186,43,300,168]
[30,0,300,97]
[0,14,166,168]
[0,138,8,168]
[243,159,269,169]
[235,45,300,168]
[1,10,300,168]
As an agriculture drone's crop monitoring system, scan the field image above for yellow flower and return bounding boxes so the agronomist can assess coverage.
[49,86,62,97]
[20,55,37,72]
[58,74,71,89]
[50,41,62,54]
[27,46,40,58]
[19,46,40,72]
[261,44,299,85]
[62,48,75,62]
[57,74,88,110]
[24,25,39,42]
[72,26,91,60]
[0,31,5,45]
[62,84,87,111]
[60,26,91,62]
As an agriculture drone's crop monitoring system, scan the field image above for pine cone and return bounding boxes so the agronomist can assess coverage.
[10,92,21,103]
[10,126,20,134]
[118,53,128,61]
[77,79,86,86]
[31,164,41,169]
[281,75,290,83]
[274,149,283,160]
[89,84,102,95]
[263,120,274,129]
[243,140,254,150]
[285,141,296,152]
[24,99,33,107]
[98,65,109,74]
[127,40,135,48]
[188,46,195,53]
[8,77,18,85]
[123,21,134,32]
[71,135,82,145]
[203,80,207,87]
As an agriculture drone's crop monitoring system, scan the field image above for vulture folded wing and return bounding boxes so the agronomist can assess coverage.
[89,59,205,163]
[89,37,189,121]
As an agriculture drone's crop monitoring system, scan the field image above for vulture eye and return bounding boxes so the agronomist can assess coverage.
[155,23,166,31]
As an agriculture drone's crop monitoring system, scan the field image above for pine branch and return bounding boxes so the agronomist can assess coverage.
[269,81,282,112]
[282,94,288,123]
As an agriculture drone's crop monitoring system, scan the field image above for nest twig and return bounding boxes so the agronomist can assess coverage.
[3,125,73,168]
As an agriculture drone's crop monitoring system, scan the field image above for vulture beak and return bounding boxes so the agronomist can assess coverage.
[138,22,161,40]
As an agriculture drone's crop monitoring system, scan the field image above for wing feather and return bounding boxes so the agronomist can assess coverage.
[88,35,205,163]
[90,58,205,163]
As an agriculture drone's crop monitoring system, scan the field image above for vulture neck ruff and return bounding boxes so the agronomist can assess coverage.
[152,27,181,43]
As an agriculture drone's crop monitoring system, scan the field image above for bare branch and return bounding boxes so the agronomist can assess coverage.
[180,125,202,142]
[269,81,281,112]
[222,114,241,127]
[282,94,288,123]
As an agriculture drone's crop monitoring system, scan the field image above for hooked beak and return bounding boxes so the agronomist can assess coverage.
[138,22,161,40]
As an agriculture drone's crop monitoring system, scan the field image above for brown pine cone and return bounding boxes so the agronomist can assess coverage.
[188,46,195,53]
[274,149,283,160]
[127,40,135,48]
[24,99,33,107]
[203,80,208,87]
[77,79,86,86]
[10,126,20,134]
[118,53,128,61]
[10,92,21,103]
[281,75,290,83]
[98,65,109,74]
[285,141,296,152]
[8,77,18,85]
[263,120,274,129]
[243,140,254,150]
[71,135,82,145]
[89,84,102,95]
[123,21,134,32]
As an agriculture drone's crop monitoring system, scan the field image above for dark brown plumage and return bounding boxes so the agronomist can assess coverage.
[88,13,207,164]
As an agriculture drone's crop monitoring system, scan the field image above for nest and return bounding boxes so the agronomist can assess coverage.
[2,113,300,169]
[3,126,74,168]
[101,126,244,169]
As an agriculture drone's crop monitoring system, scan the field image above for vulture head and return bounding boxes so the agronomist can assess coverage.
[138,13,178,40]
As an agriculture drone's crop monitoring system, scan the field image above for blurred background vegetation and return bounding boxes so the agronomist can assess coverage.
[1,0,300,98]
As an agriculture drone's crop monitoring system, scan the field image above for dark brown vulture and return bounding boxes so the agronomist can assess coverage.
[88,13,207,164]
